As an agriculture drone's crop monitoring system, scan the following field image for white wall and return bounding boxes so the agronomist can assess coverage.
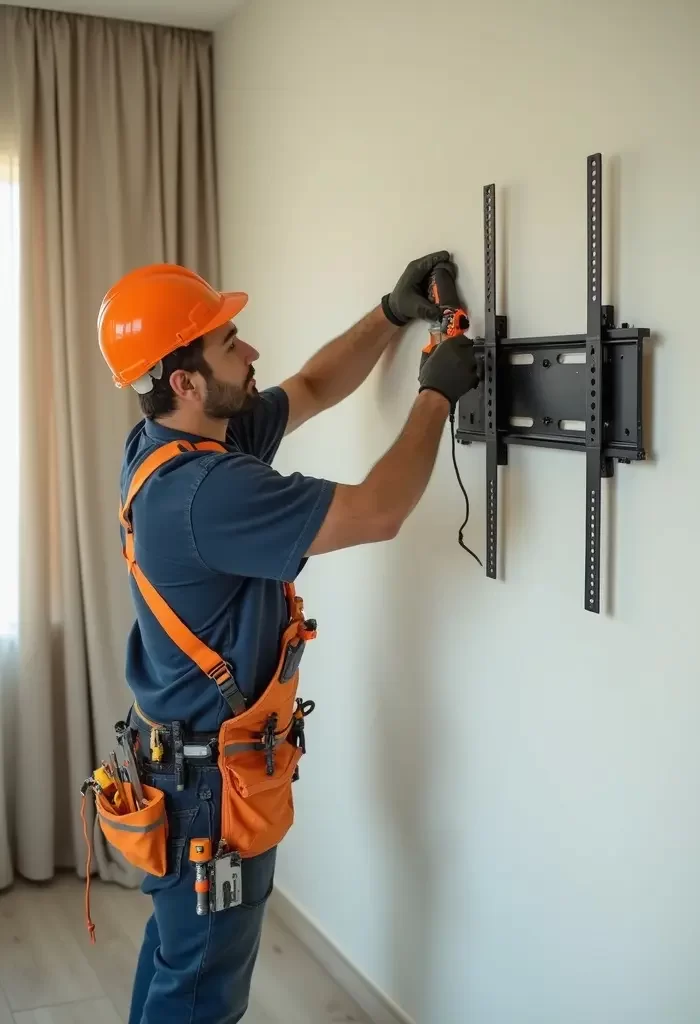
[215,2,700,1021]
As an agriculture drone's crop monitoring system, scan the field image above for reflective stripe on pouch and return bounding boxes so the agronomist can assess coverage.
[97,812,166,834]
[224,733,289,757]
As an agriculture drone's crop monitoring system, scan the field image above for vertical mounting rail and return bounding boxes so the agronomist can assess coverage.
[483,184,506,578]
[584,153,612,613]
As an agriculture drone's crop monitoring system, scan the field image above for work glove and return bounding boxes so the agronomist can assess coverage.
[418,334,479,410]
[382,251,455,326]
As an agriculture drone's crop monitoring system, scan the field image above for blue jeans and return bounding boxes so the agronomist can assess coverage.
[128,765,276,1024]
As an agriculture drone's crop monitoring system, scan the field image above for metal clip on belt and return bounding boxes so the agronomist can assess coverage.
[182,739,217,762]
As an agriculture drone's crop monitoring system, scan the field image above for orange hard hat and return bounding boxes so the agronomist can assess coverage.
[98,263,248,391]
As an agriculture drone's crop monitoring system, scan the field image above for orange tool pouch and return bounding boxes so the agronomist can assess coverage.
[95,783,168,876]
[118,439,317,860]
[218,586,316,857]
[81,778,169,942]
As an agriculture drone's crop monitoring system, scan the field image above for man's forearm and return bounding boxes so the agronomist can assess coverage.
[297,306,402,410]
[361,390,449,534]
[306,389,450,555]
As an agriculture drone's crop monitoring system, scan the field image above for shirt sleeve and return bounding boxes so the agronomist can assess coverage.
[190,453,336,580]
[226,386,289,464]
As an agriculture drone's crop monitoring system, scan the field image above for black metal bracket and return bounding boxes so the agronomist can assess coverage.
[456,153,650,613]
[482,184,509,579]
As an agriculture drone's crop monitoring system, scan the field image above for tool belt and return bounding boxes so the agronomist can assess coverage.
[81,439,318,939]
[129,714,221,771]
[128,582,316,860]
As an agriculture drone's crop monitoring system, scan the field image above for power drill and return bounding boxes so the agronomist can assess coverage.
[421,262,470,367]
[421,260,482,566]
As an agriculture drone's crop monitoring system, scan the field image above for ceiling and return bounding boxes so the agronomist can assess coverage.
[16,0,247,30]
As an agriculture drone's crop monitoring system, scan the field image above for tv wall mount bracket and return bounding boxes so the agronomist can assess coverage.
[456,153,650,613]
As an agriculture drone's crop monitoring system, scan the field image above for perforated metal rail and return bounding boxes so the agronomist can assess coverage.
[482,183,508,580]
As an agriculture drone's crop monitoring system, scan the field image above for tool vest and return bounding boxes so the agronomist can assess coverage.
[118,438,317,856]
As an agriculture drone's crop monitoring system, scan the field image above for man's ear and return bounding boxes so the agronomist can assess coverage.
[169,369,200,403]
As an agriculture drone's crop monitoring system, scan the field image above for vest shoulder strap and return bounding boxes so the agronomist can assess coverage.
[120,439,246,716]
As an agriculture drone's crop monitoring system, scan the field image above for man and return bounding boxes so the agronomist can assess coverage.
[97,252,478,1023]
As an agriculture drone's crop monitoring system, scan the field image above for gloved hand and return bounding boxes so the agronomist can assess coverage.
[418,334,479,409]
[382,251,454,326]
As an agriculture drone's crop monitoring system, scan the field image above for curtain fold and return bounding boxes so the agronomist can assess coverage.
[0,5,220,887]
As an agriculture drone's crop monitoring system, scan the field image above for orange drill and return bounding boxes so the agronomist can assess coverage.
[421,262,470,366]
[189,838,212,915]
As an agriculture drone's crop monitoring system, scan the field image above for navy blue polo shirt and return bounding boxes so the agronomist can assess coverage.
[120,387,335,732]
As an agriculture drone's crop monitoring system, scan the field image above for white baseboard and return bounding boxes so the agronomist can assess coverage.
[269,886,415,1024]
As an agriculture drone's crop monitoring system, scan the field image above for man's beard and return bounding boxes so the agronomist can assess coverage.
[203,369,258,418]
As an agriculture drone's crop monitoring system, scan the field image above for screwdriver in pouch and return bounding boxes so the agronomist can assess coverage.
[114,721,146,809]
[109,750,129,812]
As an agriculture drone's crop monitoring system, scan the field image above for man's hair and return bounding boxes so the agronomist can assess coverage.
[138,337,210,419]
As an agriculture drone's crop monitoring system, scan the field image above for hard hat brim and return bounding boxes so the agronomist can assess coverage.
[199,291,249,337]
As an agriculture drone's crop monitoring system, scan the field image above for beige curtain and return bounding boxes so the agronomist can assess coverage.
[0,5,220,889]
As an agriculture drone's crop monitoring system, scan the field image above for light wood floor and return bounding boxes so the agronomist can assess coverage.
[0,875,371,1024]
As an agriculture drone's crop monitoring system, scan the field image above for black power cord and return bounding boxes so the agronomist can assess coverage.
[449,411,482,567]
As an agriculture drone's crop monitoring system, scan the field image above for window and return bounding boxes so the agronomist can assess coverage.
[0,156,19,637]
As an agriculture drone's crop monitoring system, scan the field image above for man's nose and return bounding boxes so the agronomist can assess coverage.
[238,339,260,363]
